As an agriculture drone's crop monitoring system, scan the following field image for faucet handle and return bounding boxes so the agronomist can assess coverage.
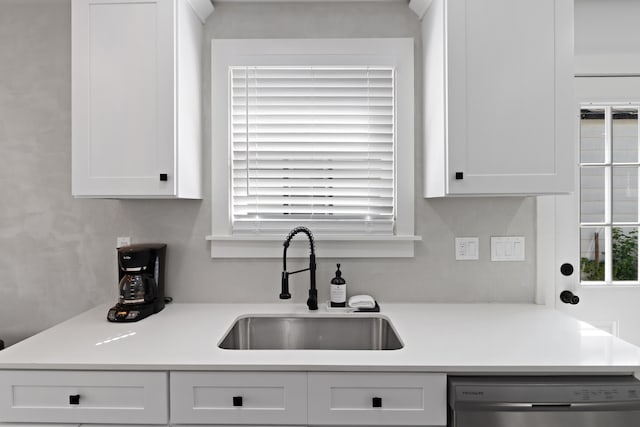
[280,272,291,299]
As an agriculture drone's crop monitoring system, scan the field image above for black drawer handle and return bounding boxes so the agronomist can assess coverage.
[233,396,243,407]
[69,394,80,405]
[159,173,168,181]
[372,397,382,408]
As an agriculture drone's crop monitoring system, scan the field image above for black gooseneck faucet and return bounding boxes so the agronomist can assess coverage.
[280,226,318,310]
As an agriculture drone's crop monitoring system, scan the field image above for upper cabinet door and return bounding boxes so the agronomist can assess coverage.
[72,0,206,199]
[423,0,575,197]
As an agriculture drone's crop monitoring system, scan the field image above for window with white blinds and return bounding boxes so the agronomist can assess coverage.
[230,66,395,234]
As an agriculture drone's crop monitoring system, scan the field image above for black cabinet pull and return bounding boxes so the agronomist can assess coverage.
[159,173,168,181]
[560,263,574,276]
[233,396,243,407]
[69,394,80,405]
[455,172,464,180]
[372,397,382,408]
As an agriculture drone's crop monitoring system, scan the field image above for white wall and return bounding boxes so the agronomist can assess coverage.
[575,0,640,75]
[0,0,536,347]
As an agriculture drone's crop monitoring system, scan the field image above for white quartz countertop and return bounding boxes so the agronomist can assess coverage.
[1,303,640,373]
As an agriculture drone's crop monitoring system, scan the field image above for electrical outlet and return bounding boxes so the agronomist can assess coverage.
[116,236,131,248]
[455,237,479,260]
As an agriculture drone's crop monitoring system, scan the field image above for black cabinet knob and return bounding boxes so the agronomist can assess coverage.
[372,397,382,408]
[560,263,574,276]
[159,173,168,181]
[233,396,243,407]
[560,290,580,305]
[455,172,464,180]
[69,394,80,405]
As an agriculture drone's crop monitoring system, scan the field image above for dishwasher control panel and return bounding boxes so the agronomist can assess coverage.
[450,376,640,403]
[573,387,640,401]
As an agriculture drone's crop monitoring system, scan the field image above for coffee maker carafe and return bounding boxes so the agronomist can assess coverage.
[107,243,166,322]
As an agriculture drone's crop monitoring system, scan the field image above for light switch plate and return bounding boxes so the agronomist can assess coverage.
[455,237,479,260]
[491,236,525,261]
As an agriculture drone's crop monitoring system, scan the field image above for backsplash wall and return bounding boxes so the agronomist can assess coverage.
[0,0,535,346]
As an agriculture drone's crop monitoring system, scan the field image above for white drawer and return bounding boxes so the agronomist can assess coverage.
[170,371,307,424]
[0,425,79,427]
[0,370,168,424]
[308,372,446,426]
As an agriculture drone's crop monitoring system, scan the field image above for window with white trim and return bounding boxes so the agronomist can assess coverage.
[230,66,394,235]
[208,39,417,258]
[580,105,640,283]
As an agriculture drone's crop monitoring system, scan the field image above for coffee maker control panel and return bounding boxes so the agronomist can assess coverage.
[107,308,142,322]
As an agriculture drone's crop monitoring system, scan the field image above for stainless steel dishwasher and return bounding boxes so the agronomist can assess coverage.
[448,376,640,427]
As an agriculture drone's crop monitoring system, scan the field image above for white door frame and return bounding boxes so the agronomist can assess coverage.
[536,195,558,307]
[537,76,640,308]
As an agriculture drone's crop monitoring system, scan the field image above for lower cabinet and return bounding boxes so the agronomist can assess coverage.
[170,371,308,425]
[308,372,446,426]
[0,370,446,427]
[171,371,446,427]
[0,370,168,424]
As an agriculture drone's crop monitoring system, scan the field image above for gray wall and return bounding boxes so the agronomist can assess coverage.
[575,0,640,74]
[0,0,535,347]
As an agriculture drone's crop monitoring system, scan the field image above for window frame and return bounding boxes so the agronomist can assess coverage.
[207,38,419,258]
[579,104,640,285]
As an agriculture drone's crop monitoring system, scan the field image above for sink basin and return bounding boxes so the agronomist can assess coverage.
[218,315,403,350]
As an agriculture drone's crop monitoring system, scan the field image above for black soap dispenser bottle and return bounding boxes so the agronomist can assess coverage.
[330,264,347,307]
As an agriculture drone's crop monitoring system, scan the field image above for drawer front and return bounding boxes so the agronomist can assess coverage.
[308,372,446,426]
[0,370,168,424]
[0,425,79,427]
[170,371,307,424]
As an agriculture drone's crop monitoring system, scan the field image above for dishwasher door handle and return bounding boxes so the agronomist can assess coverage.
[531,404,571,408]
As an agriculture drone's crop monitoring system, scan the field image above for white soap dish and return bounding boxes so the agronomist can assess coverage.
[323,296,380,313]
[323,302,354,312]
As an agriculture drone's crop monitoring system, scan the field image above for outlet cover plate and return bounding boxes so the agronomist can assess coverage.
[116,236,131,248]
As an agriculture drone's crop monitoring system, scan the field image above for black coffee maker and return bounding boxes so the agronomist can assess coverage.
[107,243,166,322]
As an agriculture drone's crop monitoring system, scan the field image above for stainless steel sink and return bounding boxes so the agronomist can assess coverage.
[218,315,403,350]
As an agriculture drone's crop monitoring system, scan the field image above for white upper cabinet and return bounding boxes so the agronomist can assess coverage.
[423,0,574,197]
[72,0,212,199]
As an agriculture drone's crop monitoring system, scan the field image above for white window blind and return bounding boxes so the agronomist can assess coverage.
[230,66,395,234]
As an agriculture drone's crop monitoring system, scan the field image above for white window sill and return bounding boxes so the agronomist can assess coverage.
[205,235,422,258]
